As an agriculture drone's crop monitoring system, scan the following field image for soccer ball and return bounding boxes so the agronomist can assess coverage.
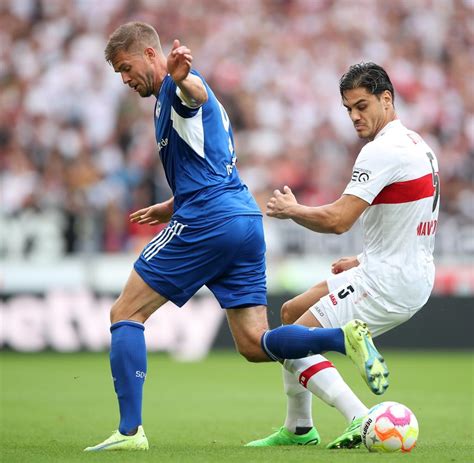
[361,401,419,452]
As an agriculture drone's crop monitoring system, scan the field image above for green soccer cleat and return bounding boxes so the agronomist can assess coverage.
[245,426,320,447]
[326,416,363,449]
[343,319,389,395]
[84,425,149,451]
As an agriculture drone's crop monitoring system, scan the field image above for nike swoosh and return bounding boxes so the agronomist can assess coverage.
[89,439,129,451]
[303,438,320,445]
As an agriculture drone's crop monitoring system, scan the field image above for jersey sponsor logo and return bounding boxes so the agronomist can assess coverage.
[329,294,338,306]
[351,168,371,183]
[157,137,168,153]
[372,173,435,205]
[136,370,146,379]
[417,219,438,236]
[312,304,326,318]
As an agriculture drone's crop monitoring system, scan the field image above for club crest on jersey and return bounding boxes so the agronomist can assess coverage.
[155,101,161,118]
[351,168,371,183]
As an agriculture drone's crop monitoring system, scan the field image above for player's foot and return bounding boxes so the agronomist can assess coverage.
[245,426,320,447]
[326,416,363,449]
[342,319,389,395]
[84,426,149,451]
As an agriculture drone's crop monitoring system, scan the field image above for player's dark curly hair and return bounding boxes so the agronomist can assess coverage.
[339,62,395,103]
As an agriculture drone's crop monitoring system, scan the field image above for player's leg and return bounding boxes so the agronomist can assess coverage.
[85,269,168,451]
[109,269,167,433]
[226,305,349,447]
[261,281,389,395]
[224,305,270,362]
[311,297,411,448]
[247,309,368,448]
[209,215,269,362]
[246,282,328,445]
[86,220,199,452]
[260,275,350,361]
[283,354,368,449]
[280,281,329,324]
[283,310,367,449]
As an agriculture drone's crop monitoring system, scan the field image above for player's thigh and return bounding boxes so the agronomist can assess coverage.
[135,219,255,308]
[111,268,168,324]
[208,215,267,309]
[225,306,269,362]
[293,309,324,328]
[281,281,329,324]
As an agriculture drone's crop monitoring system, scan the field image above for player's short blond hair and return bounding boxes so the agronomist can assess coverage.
[105,21,162,64]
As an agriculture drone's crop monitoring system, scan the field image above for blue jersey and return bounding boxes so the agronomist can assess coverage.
[154,70,261,224]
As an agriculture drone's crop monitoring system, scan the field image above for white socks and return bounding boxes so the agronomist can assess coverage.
[283,355,368,427]
[283,368,313,432]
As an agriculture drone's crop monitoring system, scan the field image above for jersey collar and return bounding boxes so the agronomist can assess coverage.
[375,119,402,139]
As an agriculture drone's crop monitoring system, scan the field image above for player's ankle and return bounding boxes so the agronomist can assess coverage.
[123,427,138,436]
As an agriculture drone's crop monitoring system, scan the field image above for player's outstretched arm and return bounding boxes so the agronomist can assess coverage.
[266,186,369,234]
[129,197,174,226]
[331,256,360,274]
[167,39,208,108]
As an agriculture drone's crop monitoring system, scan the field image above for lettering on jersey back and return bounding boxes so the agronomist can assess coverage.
[226,155,236,175]
[417,220,438,236]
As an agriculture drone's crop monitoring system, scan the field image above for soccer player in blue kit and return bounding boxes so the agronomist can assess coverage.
[85,22,383,451]
[84,21,270,451]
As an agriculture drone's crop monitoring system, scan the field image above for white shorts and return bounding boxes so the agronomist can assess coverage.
[309,268,415,338]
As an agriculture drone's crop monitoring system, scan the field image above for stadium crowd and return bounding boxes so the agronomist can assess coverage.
[1,0,473,257]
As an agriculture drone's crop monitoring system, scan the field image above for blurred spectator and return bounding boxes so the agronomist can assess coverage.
[0,0,472,259]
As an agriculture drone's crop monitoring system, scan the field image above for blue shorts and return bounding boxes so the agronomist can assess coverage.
[134,215,267,308]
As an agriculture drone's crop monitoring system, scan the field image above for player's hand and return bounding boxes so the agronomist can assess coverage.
[331,256,360,274]
[167,39,192,83]
[129,203,172,226]
[266,185,297,219]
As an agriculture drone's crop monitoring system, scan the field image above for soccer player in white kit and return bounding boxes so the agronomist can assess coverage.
[248,62,440,449]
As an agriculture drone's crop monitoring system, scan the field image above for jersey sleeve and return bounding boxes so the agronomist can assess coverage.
[343,142,402,204]
[169,70,205,119]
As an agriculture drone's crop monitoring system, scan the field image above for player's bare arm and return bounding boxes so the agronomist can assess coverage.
[167,39,208,108]
[266,185,369,234]
[331,256,360,274]
[129,197,174,225]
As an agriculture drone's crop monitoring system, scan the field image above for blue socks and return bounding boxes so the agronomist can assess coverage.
[261,325,346,361]
[110,321,147,435]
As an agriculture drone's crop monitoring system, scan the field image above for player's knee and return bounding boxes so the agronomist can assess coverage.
[236,341,268,363]
[110,300,123,324]
[110,297,133,324]
[281,299,297,325]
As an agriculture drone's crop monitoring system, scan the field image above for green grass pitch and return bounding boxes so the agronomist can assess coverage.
[1,350,472,462]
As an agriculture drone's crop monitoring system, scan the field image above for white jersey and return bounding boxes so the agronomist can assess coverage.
[343,119,440,312]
